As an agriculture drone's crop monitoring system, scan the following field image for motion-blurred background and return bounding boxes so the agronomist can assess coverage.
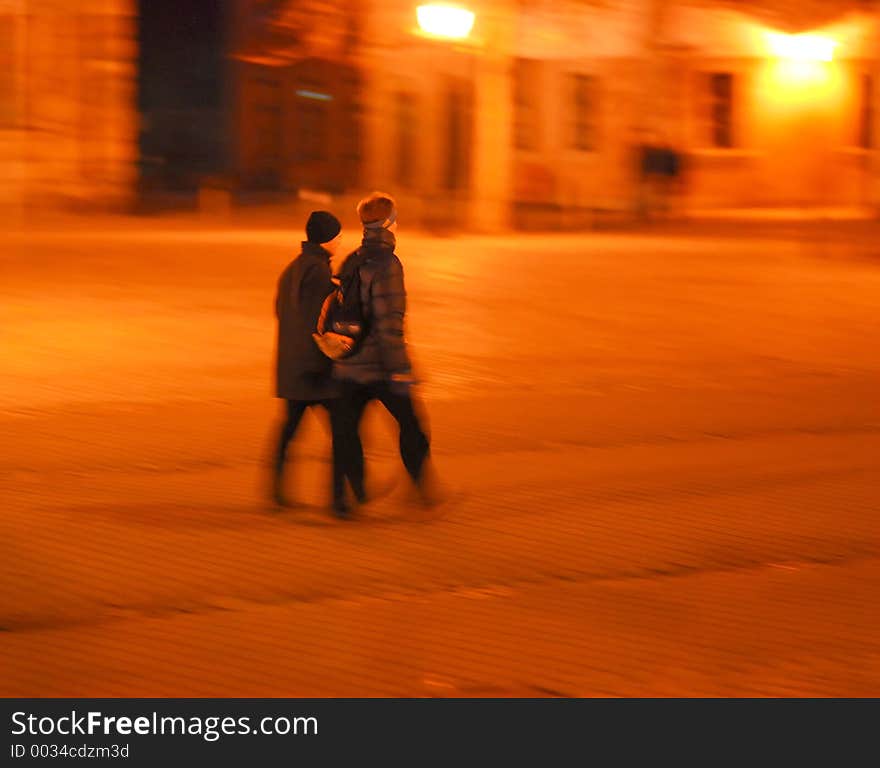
[2,0,880,226]
[2,1,880,698]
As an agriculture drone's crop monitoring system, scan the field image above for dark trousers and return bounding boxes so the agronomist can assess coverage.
[335,381,430,492]
[275,398,348,503]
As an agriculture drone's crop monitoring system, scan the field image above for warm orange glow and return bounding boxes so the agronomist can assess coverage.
[766,32,837,62]
[758,57,841,108]
[772,59,832,88]
[416,4,475,39]
[759,31,841,96]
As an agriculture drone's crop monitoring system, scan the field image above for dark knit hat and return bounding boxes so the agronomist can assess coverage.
[305,210,342,243]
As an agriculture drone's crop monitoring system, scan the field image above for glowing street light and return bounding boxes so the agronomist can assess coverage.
[416,4,475,39]
[766,32,837,62]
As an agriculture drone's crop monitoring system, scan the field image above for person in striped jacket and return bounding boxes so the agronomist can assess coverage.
[331,191,432,515]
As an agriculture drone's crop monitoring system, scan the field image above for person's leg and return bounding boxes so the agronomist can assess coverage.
[374,383,430,483]
[324,398,358,508]
[330,383,370,511]
[276,400,308,468]
[272,399,309,503]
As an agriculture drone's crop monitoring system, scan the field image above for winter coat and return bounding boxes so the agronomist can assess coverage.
[332,234,412,384]
[274,241,338,400]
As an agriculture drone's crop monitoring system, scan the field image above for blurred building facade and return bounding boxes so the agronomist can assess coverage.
[0,0,137,214]
[2,1,878,225]
[646,0,880,214]
[230,1,364,197]
[230,0,880,229]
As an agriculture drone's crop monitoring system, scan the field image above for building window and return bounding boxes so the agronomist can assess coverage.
[513,58,541,151]
[859,74,874,149]
[708,72,734,148]
[570,74,597,151]
[394,92,417,188]
[248,76,281,187]
[0,16,15,128]
[443,78,472,191]
[293,80,330,164]
[297,101,328,162]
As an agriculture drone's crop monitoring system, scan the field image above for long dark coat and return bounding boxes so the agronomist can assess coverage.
[274,242,338,400]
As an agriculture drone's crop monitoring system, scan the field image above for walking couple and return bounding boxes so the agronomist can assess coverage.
[272,191,431,518]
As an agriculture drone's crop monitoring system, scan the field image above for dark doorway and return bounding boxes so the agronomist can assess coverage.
[136,0,229,203]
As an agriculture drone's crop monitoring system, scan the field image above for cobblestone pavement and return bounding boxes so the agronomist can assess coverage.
[2,219,879,696]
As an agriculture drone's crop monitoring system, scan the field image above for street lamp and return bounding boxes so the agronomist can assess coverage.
[766,32,837,62]
[764,31,839,89]
[416,3,475,40]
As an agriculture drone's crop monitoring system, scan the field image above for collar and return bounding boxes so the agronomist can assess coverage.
[361,227,396,251]
[301,241,332,262]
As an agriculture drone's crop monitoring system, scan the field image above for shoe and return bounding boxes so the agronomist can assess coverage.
[271,470,290,508]
[269,473,287,507]
[414,461,443,508]
[332,498,351,519]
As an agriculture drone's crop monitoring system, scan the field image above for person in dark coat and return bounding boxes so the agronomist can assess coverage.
[272,210,349,512]
[331,192,432,509]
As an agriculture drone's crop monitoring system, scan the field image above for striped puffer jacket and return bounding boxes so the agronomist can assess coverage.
[332,240,412,384]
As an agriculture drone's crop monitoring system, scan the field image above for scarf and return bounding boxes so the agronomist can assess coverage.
[337,228,396,280]
[360,227,396,251]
